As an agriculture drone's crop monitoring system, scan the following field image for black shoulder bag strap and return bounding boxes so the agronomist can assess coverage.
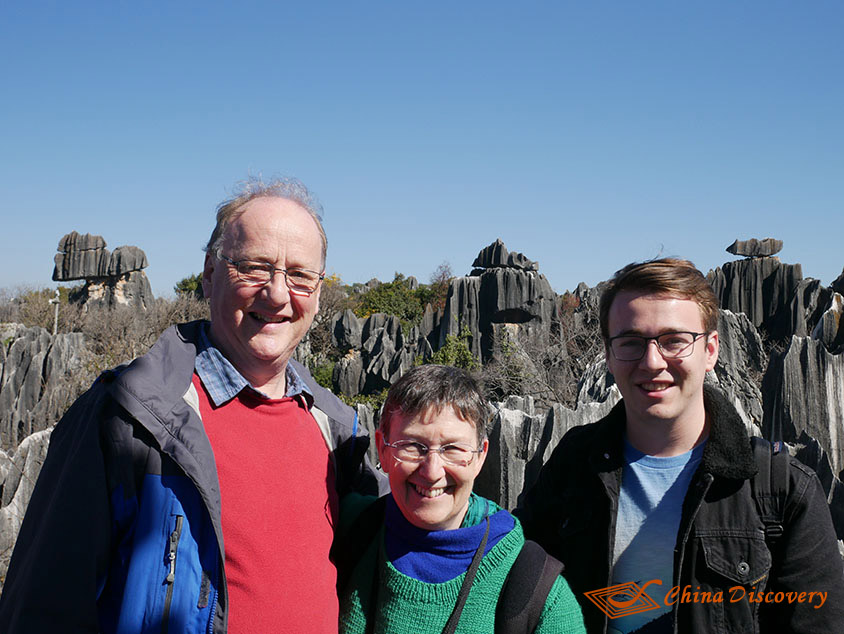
[750,436,790,546]
[495,540,565,634]
[343,499,490,634]
[441,516,490,634]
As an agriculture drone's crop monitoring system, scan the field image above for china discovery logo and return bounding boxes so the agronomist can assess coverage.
[584,580,663,619]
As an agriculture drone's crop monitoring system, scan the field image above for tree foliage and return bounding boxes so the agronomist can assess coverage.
[352,273,425,329]
[174,273,204,299]
[425,326,477,370]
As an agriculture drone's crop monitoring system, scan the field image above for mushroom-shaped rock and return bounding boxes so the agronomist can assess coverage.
[726,238,783,258]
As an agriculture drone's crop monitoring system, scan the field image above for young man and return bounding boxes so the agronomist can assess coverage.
[517,258,844,633]
[0,178,386,633]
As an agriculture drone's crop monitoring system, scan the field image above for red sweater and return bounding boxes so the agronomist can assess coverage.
[193,375,339,633]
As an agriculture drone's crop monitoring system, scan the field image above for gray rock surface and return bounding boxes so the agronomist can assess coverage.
[83,270,154,310]
[0,326,87,451]
[575,356,619,407]
[763,336,844,478]
[833,268,844,295]
[709,309,766,431]
[472,238,538,271]
[107,246,149,276]
[331,309,363,351]
[355,404,379,469]
[52,231,153,310]
[0,428,53,583]
[707,257,802,337]
[781,278,833,339]
[726,238,783,257]
[333,351,365,397]
[473,396,618,509]
[441,262,556,362]
[811,293,844,354]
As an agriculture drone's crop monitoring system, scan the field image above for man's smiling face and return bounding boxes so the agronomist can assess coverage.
[606,290,718,432]
[202,196,323,390]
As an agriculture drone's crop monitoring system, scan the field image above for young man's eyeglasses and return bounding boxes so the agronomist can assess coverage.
[383,440,483,467]
[218,254,324,296]
[607,331,708,362]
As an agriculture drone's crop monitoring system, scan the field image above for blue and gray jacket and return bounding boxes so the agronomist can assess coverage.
[0,320,385,633]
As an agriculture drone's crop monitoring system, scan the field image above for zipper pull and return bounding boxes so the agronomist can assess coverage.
[166,533,177,583]
[165,516,183,584]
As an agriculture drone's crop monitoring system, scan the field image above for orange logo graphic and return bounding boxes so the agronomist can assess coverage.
[584,580,663,619]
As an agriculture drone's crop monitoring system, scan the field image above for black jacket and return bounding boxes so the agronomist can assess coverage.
[516,386,844,633]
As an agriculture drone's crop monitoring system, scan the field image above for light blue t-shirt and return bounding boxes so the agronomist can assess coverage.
[608,439,705,634]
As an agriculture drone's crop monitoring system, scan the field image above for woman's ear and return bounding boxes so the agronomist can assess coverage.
[375,430,389,474]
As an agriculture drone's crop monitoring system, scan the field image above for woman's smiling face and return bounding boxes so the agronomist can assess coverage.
[376,406,488,531]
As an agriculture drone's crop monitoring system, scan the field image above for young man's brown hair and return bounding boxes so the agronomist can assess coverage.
[598,257,719,338]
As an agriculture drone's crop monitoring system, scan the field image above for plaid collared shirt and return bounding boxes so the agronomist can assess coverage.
[194,322,313,407]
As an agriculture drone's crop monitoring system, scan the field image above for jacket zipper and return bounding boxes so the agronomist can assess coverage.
[162,515,184,634]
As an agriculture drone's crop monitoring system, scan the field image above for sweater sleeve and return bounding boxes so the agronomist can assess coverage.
[534,574,587,634]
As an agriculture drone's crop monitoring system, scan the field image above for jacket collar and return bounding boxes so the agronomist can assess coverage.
[587,384,756,481]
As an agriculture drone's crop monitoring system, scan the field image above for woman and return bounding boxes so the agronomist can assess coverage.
[337,364,585,633]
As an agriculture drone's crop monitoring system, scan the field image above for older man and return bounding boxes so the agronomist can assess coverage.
[517,258,844,634]
[0,178,385,633]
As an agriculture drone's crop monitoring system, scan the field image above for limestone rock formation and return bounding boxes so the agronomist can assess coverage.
[442,241,556,362]
[52,231,153,310]
[763,337,844,478]
[781,278,833,339]
[709,309,766,432]
[0,428,53,582]
[472,238,539,271]
[707,257,802,338]
[473,396,618,509]
[833,268,844,295]
[331,309,363,351]
[331,312,420,396]
[0,326,88,451]
[811,293,844,354]
[330,240,557,398]
[575,356,619,408]
[726,238,783,257]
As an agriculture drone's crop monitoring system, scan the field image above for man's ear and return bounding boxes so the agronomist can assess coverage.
[201,253,215,299]
[312,277,322,313]
[705,330,719,371]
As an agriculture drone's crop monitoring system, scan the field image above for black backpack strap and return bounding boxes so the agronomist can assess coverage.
[495,540,565,634]
[750,436,790,545]
[332,495,387,593]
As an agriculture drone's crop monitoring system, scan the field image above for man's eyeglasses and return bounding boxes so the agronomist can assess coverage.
[383,440,483,467]
[607,331,708,362]
[218,254,324,296]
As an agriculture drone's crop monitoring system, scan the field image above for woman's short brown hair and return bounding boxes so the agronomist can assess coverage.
[379,365,488,446]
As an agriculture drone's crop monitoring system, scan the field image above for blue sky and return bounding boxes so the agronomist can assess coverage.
[2,2,842,299]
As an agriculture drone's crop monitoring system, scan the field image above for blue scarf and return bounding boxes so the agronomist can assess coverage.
[384,493,515,583]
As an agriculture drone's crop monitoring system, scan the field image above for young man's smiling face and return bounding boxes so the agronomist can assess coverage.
[202,196,323,393]
[606,290,719,436]
[376,406,488,531]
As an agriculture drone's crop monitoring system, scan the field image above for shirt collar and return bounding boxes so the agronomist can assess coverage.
[195,322,313,407]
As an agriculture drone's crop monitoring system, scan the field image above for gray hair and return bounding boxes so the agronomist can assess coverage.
[204,176,327,268]
[379,364,489,446]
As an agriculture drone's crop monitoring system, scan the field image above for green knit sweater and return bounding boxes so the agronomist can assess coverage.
[338,498,585,634]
